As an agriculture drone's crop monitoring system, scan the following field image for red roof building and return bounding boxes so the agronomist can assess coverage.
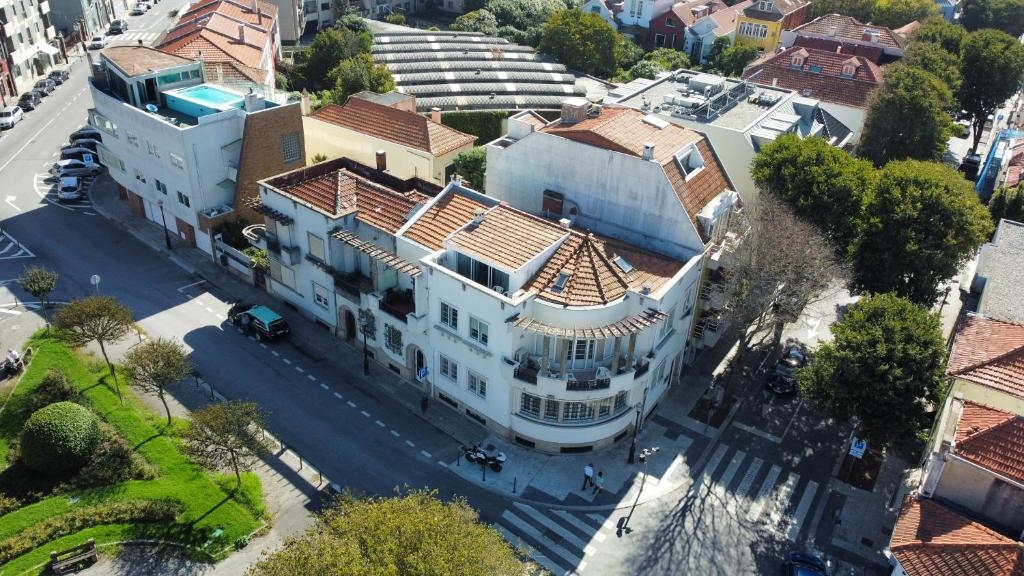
[741,46,883,109]
[948,314,1024,401]
[783,13,904,64]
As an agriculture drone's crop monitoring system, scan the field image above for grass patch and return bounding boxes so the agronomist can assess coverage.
[214,472,267,521]
[0,337,263,574]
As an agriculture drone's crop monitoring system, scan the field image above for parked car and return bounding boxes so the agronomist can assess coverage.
[959,154,982,181]
[62,139,99,154]
[60,148,97,162]
[108,19,128,33]
[57,177,83,203]
[17,92,41,111]
[129,2,150,14]
[0,106,24,129]
[48,69,70,84]
[70,127,102,142]
[33,79,55,95]
[783,552,829,576]
[766,344,808,395]
[229,304,290,341]
[51,157,102,177]
[87,35,107,50]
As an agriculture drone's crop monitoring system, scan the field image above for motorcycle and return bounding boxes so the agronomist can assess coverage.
[0,358,23,381]
[462,443,507,472]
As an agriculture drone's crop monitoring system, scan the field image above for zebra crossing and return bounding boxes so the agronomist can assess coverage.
[105,32,161,47]
[493,503,612,576]
[0,230,34,260]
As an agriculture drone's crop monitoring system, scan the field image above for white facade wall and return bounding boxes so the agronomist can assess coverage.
[3,0,58,93]
[620,0,674,28]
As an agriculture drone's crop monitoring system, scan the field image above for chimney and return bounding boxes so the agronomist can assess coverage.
[243,89,264,112]
[430,107,441,124]
[216,63,224,83]
[375,150,387,171]
[560,97,590,124]
[238,24,246,43]
[558,217,572,229]
[472,209,486,225]
[300,89,311,115]
[642,143,655,161]
[772,77,778,86]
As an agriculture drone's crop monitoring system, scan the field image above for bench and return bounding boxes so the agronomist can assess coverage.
[50,538,97,575]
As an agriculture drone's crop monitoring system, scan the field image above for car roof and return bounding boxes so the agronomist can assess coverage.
[60,176,80,185]
[248,305,283,324]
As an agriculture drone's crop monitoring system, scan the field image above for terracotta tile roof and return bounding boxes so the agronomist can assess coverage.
[792,36,887,63]
[894,20,921,40]
[954,401,1024,484]
[176,0,277,28]
[792,14,903,48]
[668,0,729,27]
[310,98,476,156]
[101,46,195,77]
[158,18,269,69]
[402,189,492,250]
[948,314,1024,399]
[540,107,732,225]
[525,232,685,306]
[204,59,266,84]
[890,496,1024,576]
[448,206,567,270]
[742,47,883,108]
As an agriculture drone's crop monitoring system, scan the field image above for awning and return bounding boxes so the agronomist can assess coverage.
[511,308,668,339]
[37,44,59,57]
[330,228,421,277]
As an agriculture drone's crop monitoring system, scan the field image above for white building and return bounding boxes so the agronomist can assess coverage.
[249,150,711,452]
[88,46,305,256]
[619,0,675,28]
[0,0,59,95]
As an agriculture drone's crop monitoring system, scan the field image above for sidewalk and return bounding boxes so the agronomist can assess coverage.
[90,175,727,511]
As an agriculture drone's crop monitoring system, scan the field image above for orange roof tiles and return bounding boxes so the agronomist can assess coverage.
[890,496,1024,576]
[540,107,732,225]
[954,401,1024,484]
[448,206,567,270]
[948,314,1024,399]
[101,46,195,77]
[311,98,476,156]
[742,47,883,108]
[157,0,275,75]
[792,14,903,48]
[402,190,492,250]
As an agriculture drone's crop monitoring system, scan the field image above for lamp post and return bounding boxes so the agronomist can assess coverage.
[157,199,172,250]
[90,274,101,295]
[626,387,649,464]
[357,309,374,375]
[619,445,660,537]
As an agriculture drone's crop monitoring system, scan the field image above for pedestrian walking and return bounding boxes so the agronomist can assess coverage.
[592,471,605,496]
[582,463,594,490]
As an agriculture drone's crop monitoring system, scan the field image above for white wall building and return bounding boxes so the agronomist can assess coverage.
[1,0,59,95]
[619,0,675,28]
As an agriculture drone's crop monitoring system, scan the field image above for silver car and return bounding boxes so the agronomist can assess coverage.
[0,106,23,129]
[57,177,83,202]
[51,158,102,177]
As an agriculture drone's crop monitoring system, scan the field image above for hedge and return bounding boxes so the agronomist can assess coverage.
[440,111,509,144]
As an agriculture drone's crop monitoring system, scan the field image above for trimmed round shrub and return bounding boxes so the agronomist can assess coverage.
[20,401,100,475]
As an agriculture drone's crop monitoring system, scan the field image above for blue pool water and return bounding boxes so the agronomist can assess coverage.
[179,84,243,106]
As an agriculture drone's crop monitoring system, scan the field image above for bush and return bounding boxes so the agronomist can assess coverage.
[69,423,156,489]
[628,59,664,79]
[338,13,368,33]
[385,13,406,24]
[20,402,100,475]
[0,494,20,516]
[440,110,508,143]
[275,72,289,91]
[30,369,81,412]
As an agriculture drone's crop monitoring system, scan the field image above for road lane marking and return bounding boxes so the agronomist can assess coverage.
[514,503,596,555]
[438,461,448,468]
[215,314,224,320]
[500,510,583,568]
[711,450,747,501]
[319,383,329,390]
[405,440,415,447]
[390,430,400,437]
[746,464,782,523]
[493,524,567,576]
[295,366,304,373]
[0,114,59,173]
[333,392,343,399]
[552,510,607,543]
[420,450,432,458]
[347,401,356,408]
[307,374,316,381]
[688,443,729,498]
[360,410,370,417]
[786,480,820,541]
[282,358,291,365]
[204,307,214,314]
[176,280,207,292]
[766,472,800,526]
[375,420,385,428]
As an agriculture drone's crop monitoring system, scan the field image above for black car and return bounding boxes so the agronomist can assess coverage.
[18,91,41,111]
[108,19,128,34]
[229,304,290,342]
[70,127,102,142]
[959,154,982,181]
[61,139,98,153]
[33,79,55,95]
[47,69,70,84]
[766,345,808,395]
[783,552,829,576]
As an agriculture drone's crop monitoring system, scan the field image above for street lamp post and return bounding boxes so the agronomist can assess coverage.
[626,387,649,464]
[90,274,101,294]
[618,445,660,537]
[157,199,172,250]
[357,309,374,375]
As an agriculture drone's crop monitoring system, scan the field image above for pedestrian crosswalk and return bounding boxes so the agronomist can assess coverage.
[105,32,161,47]
[493,503,612,576]
[0,229,34,260]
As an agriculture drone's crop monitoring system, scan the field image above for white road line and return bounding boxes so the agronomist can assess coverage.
[500,510,584,569]
[333,392,343,399]
[248,336,256,342]
[360,410,370,417]
[204,307,214,314]
[307,374,317,382]
[494,524,568,576]
[375,419,386,428]
[0,114,59,173]
[513,503,596,555]
[215,314,224,320]
[786,480,820,541]
[735,457,764,499]
[260,343,268,349]
[688,443,729,498]
[390,430,400,437]
[0,308,22,316]
[438,460,449,468]
[420,450,432,459]
[711,450,747,501]
[405,440,415,448]
[194,300,204,306]
[746,464,782,523]
[319,383,329,390]
[347,401,356,408]
[766,472,800,526]
[282,358,292,365]
[295,366,305,373]
[552,510,607,543]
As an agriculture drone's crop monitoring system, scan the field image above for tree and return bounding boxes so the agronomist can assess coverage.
[911,16,966,54]
[615,38,645,71]
[706,36,731,69]
[122,338,193,427]
[644,48,690,71]
[539,10,622,78]
[452,147,487,192]
[798,293,946,447]
[485,0,566,30]
[247,490,523,576]
[337,13,369,33]
[181,401,270,489]
[810,0,875,21]
[852,160,993,304]
[18,265,58,328]
[904,41,961,93]
[628,59,664,80]
[302,27,373,91]
[385,13,406,25]
[857,65,955,166]
[722,194,849,394]
[751,134,875,252]
[870,0,938,28]
[53,296,133,403]
[959,29,1024,154]
[960,0,993,30]
[716,43,759,76]
[329,54,396,105]
[989,184,1024,224]
[961,0,1024,35]
[450,9,499,35]
[20,401,101,475]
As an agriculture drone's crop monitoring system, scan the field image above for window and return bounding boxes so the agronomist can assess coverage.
[613,255,633,274]
[126,132,139,147]
[155,179,167,195]
[739,22,768,39]
[439,354,458,381]
[147,141,160,158]
[614,390,628,412]
[675,144,705,179]
[176,191,190,207]
[660,306,676,339]
[563,401,595,422]
[552,272,571,293]
[665,17,675,27]
[169,153,185,169]
[281,133,300,163]
[543,399,560,421]
[654,33,666,48]
[468,371,487,398]
[134,168,146,183]
[384,323,402,354]
[521,393,541,418]
[308,233,325,261]
[98,147,125,172]
[89,110,118,135]
[469,316,488,346]
[683,282,696,316]
[320,1,329,8]
[440,301,458,331]
[312,282,329,308]
[279,264,296,289]
[454,252,509,294]
[574,339,595,361]
[841,62,857,76]
[791,54,805,67]
[757,0,773,10]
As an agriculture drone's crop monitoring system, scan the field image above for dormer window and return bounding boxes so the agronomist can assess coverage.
[757,0,773,10]
[841,58,859,77]
[791,54,805,67]
[552,272,571,292]
[613,255,634,274]
[675,144,705,180]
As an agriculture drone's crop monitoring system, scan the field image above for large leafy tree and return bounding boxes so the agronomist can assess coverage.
[122,338,193,427]
[810,0,874,20]
[539,10,622,78]
[452,147,487,192]
[301,27,373,91]
[53,296,133,403]
[870,0,938,27]
[958,29,1024,154]
[858,65,955,166]
[247,490,523,576]
[751,134,875,252]
[644,48,690,71]
[450,9,499,35]
[181,401,270,489]
[910,16,966,54]
[904,41,961,93]
[329,54,396,105]
[989,184,1024,224]
[799,293,946,448]
[485,0,566,30]
[716,43,759,76]
[961,0,1024,36]
[852,160,993,304]
[18,265,58,328]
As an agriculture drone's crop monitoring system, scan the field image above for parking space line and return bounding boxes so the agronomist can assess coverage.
[307,374,316,382]
[360,410,370,417]
[375,420,386,428]
[295,366,304,373]
[421,450,432,459]
[390,430,400,437]
[320,383,329,391]
[405,440,415,448]
[347,401,357,408]
[282,358,292,365]
[333,392,343,399]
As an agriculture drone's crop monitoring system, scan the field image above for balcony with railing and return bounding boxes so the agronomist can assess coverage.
[377,288,414,323]
[333,270,372,303]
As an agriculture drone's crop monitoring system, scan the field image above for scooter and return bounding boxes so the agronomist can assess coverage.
[0,358,22,381]
[462,443,507,472]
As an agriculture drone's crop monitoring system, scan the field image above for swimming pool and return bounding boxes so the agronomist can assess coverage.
[178,84,244,106]
[161,83,245,119]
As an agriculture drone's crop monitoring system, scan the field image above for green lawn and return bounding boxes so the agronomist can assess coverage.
[0,336,264,575]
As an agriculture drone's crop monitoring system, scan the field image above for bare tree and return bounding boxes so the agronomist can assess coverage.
[122,338,193,427]
[721,194,850,394]
[181,401,271,490]
[53,296,133,403]
[18,265,58,330]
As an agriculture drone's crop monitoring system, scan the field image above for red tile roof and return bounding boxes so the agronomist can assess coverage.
[157,0,275,75]
[890,496,1024,576]
[448,206,568,270]
[540,107,732,227]
[948,314,1024,400]
[792,14,903,48]
[954,401,1024,484]
[742,46,883,108]
[310,98,476,157]
[402,190,491,251]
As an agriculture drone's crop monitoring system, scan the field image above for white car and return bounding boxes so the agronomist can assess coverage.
[51,158,102,177]
[129,2,151,14]
[87,35,106,50]
[0,106,23,129]
[57,177,83,202]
